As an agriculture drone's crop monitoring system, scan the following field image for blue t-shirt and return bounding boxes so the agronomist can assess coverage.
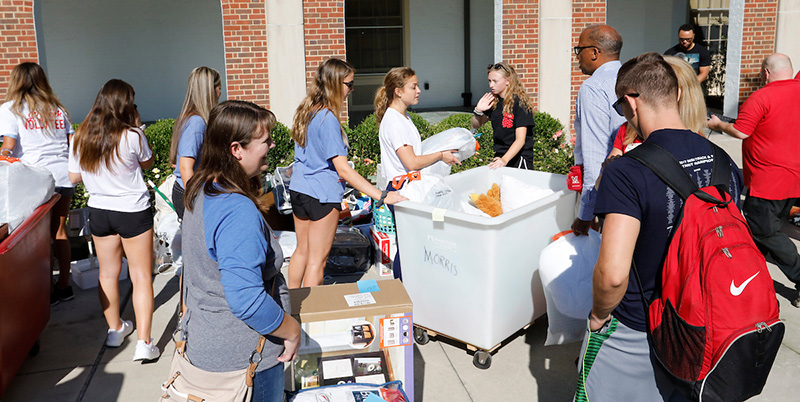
[203,191,285,335]
[595,129,743,332]
[289,109,348,203]
[173,115,207,188]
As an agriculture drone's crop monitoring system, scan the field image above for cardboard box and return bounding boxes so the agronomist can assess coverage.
[289,279,414,400]
[370,227,396,277]
[71,257,128,290]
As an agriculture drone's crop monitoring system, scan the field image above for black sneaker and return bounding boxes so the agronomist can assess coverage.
[55,286,74,302]
[50,292,60,306]
[792,292,800,308]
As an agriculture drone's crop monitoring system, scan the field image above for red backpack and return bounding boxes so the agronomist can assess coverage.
[627,142,784,402]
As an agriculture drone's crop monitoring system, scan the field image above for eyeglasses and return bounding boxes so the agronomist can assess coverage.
[678,37,694,43]
[573,45,598,56]
[343,80,354,89]
[487,63,509,73]
[612,93,639,116]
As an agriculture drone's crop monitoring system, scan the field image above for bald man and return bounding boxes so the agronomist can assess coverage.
[571,24,626,236]
[709,53,800,306]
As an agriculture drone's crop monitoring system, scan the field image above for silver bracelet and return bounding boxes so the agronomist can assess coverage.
[472,108,484,116]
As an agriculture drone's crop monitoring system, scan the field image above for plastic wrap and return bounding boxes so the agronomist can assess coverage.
[0,158,55,233]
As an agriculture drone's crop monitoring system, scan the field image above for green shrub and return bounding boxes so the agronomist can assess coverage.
[531,111,573,174]
[268,121,294,170]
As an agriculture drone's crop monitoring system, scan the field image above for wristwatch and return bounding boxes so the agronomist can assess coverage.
[472,108,484,116]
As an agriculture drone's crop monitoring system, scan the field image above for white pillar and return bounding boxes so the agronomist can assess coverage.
[723,0,745,117]
[265,0,306,126]
[776,0,800,77]
[537,0,572,129]
[494,0,503,62]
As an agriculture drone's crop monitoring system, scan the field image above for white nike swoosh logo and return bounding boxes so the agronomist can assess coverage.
[730,272,760,296]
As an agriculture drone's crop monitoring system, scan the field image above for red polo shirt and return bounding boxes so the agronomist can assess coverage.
[733,79,800,200]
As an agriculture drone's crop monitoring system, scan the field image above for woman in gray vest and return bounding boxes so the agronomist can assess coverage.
[182,100,300,401]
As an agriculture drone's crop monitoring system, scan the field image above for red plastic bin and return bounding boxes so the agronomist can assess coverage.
[0,194,59,397]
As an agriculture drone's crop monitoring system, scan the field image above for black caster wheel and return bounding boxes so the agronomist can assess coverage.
[29,340,40,357]
[413,327,430,345]
[473,350,492,369]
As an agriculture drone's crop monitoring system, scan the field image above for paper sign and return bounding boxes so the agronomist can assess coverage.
[344,292,377,307]
[357,279,380,293]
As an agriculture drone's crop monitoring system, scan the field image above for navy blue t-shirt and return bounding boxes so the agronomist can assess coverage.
[595,129,743,332]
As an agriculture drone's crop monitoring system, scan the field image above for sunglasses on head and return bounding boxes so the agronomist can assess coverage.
[612,93,640,116]
[487,63,509,73]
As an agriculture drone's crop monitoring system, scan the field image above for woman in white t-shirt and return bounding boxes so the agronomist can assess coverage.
[375,67,459,279]
[68,79,160,361]
[0,62,75,304]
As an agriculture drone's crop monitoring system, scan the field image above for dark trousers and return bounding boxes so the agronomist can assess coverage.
[385,182,402,281]
[742,193,800,287]
[172,183,186,220]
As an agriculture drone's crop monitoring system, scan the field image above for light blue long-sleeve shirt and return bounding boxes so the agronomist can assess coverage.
[574,60,627,221]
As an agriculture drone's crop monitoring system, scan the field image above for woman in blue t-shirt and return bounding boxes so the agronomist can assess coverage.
[288,58,406,288]
[169,66,221,219]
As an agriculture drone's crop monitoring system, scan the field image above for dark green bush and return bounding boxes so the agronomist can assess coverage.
[531,111,572,174]
[268,121,294,170]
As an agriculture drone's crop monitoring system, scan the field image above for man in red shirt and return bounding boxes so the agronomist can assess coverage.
[709,53,800,306]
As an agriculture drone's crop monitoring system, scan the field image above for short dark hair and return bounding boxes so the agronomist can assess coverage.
[616,52,679,109]
[678,24,694,33]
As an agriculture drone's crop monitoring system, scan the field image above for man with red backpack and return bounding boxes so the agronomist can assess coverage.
[575,53,745,401]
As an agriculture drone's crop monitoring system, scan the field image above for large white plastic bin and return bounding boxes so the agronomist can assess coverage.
[393,166,576,350]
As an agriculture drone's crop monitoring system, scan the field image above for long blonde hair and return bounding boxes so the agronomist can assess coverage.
[487,62,534,115]
[73,79,139,173]
[374,67,416,124]
[170,66,221,164]
[5,62,69,135]
[292,58,354,148]
[664,56,707,134]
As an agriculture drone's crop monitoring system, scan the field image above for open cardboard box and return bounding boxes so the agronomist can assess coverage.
[288,279,414,400]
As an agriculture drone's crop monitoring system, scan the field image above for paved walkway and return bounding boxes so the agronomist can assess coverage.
[4,131,800,401]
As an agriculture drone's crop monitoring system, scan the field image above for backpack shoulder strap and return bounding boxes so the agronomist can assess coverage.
[625,141,698,200]
[709,143,732,192]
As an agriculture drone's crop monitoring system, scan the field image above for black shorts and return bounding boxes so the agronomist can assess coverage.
[290,190,342,221]
[88,207,153,238]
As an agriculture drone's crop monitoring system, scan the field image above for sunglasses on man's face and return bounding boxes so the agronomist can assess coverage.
[612,93,640,116]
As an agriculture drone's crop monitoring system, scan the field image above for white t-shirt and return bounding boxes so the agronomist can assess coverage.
[68,128,153,212]
[379,107,422,181]
[0,100,75,187]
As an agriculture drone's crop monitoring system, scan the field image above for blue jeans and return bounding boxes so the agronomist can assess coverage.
[252,362,284,402]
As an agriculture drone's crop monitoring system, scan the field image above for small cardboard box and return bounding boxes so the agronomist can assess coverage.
[289,279,414,400]
[369,227,396,277]
[71,257,128,290]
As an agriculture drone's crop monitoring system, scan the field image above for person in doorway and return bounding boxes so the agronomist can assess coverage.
[664,24,711,83]
[376,66,460,280]
[68,79,160,361]
[471,62,536,170]
[169,66,221,219]
[182,100,300,401]
[288,58,405,288]
[0,62,75,305]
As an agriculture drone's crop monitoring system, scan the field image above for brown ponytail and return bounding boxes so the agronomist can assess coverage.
[374,67,416,124]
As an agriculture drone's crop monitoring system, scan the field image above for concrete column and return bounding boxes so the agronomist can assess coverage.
[724,0,744,117]
[776,0,800,77]
[266,0,306,126]
[538,0,572,129]
[494,0,502,62]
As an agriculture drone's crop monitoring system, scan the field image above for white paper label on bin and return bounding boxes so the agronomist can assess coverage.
[344,292,376,307]
[431,208,446,222]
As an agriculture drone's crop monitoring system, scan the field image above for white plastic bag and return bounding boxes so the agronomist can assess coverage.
[153,174,176,225]
[500,175,554,213]
[271,163,293,215]
[420,128,477,176]
[0,159,55,232]
[538,230,601,345]
[154,211,182,274]
[399,174,463,212]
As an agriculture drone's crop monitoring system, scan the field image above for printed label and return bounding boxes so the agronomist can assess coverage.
[344,293,377,307]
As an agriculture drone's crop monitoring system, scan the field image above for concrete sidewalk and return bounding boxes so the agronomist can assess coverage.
[4,131,800,401]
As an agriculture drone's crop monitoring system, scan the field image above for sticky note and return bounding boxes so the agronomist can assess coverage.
[357,279,380,293]
[432,208,446,222]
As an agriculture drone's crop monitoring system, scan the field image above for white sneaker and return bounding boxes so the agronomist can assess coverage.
[133,338,161,361]
[106,320,134,347]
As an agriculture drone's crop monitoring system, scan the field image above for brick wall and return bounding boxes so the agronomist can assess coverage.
[0,0,37,97]
[569,1,606,135]
[501,0,539,109]
[302,1,346,118]
[739,0,778,101]
[221,0,270,107]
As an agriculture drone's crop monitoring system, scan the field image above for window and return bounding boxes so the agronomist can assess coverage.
[345,0,404,74]
[691,0,729,54]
